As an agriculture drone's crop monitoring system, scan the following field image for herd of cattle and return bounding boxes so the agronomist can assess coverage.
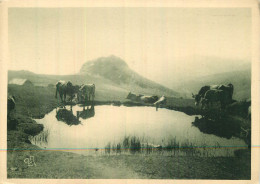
[55,80,167,109]
[192,83,234,109]
[7,81,250,117]
[55,80,95,104]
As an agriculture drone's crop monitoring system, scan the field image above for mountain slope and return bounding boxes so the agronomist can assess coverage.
[172,69,251,100]
[8,56,179,101]
[80,55,179,97]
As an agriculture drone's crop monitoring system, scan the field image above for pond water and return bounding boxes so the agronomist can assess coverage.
[31,105,247,156]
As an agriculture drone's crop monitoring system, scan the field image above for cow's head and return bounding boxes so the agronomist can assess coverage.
[67,81,73,88]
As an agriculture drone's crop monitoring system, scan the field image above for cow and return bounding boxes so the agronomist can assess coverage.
[192,83,234,106]
[55,80,76,103]
[7,95,16,118]
[126,92,140,101]
[200,89,230,110]
[77,84,95,107]
[154,95,167,111]
[217,83,234,102]
[139,95,159,104]
[126,92,158,104]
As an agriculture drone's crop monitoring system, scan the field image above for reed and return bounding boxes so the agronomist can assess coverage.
[104,135,238,157]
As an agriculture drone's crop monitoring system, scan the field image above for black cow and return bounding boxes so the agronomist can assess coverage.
[200,89,230,110]
[55,80,78,103]
[192,83,234,106]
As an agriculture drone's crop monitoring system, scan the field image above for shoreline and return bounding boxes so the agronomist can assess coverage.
[7,85,251,179]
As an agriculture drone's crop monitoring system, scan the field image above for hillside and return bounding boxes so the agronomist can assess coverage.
[8,56,179,100]
[172,69,251,100]
[80,55,179,97]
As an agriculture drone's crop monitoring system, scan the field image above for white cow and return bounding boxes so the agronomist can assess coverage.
[77,84,95,106]
[154,96,167,111]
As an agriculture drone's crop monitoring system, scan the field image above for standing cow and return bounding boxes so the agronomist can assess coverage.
[77,84,95,108]
[55,80,76,103]
[200,89,230,110]
[192,83,234,106]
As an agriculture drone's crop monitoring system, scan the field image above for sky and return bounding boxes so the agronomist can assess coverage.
[8,8,251,83]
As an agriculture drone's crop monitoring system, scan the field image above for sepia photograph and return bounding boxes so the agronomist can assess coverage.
[1,0,259,183]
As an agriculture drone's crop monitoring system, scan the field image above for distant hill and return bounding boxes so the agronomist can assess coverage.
[172,69,251,100]
[152,55,250,89]
[80,55,179,97]
[8,56,179,101]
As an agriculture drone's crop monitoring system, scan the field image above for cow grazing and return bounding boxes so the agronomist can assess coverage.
[77,84,95,105]
[154,96,167,111]
[192,83,234,106]
[200,89,230,110]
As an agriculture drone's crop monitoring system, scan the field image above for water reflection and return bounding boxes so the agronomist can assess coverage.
[56,107,81,125]
[192,116,241,139]
[55,105,95,125]
[32,105,247,156]
[77,105,95,120]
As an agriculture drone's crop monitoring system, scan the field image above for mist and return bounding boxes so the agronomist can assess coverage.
[9,8,251,88]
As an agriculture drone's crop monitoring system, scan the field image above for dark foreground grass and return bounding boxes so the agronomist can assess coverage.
[7,144,250,179]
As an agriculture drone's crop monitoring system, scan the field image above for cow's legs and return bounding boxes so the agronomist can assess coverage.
[88,95,90,109]
[64,93,67,103]
[91,94,94,106]
[59,93,63,103]
[83,95,87,110]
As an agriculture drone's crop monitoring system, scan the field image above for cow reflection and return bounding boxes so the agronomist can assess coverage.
[192,116,240,139]
[56,107,80,125]
[77,105,95,120]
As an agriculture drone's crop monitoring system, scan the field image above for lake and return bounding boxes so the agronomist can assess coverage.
[30,105,247,156]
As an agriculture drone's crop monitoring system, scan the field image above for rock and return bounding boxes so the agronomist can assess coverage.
[18,123,44,136]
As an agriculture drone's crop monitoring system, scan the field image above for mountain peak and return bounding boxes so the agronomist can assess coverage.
[79,55,179,97]
[80,55,131,83]
[80,55,128,73]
